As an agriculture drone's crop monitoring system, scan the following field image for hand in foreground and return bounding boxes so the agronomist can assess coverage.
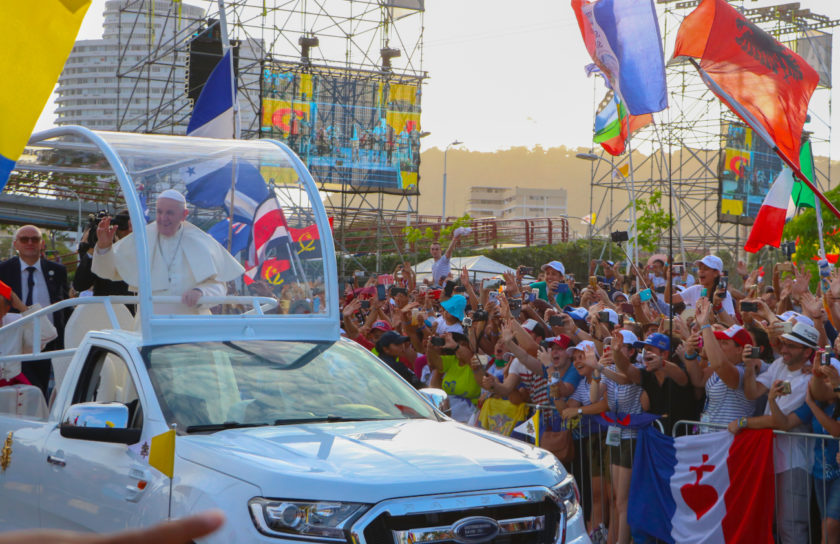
[0,510,224,544]
[181,288,203,308]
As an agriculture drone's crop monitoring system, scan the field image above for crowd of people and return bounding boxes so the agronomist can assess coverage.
[340,233,840,544]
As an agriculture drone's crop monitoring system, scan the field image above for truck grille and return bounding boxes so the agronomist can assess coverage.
[349,487,564,544]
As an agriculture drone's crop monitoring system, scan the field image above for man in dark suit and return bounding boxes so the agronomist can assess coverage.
[0,225,69,396]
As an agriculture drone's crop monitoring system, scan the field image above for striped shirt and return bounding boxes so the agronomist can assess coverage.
[604,363,644,439]
[700,363,767,432]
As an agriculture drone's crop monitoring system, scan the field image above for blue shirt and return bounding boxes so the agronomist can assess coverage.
[794,401,840,481]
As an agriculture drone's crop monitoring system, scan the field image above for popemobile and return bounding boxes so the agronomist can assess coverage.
[0,127,589,543]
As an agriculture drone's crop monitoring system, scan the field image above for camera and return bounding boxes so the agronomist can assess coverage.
[519,266,534,276]
[472,305,488,322]
[611,230,629,243]
[82,210,130,252]
[360,300,371,310]
[430,336,445,347]
[740,301,758,313]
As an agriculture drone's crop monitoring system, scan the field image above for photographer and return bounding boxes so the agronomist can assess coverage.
[74,210,133,300]
[665,255,736,321]
[426,331,483,424]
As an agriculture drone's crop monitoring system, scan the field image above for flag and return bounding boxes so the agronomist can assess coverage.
[629,427,774,543]
[513,411,541,447]
[288,224,323,260]
[572,0,668,116]
[148,428,176,479]
[593,92,653,155]
[249,197,291,264]
[792,139,816,209]
[182,159,269,217]
[187,49,236,138]
[744,167,795,253]
[581,213,597,225]
[673,0,818,168]
[0,1,92,190]
[208,218,251,255]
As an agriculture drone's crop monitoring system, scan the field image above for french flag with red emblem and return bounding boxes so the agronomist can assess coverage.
[629,427,774,543]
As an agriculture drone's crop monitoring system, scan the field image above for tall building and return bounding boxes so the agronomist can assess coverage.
[466,186,567,220]
[56,0,262,134]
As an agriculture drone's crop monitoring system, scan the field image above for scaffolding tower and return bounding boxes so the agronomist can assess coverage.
[113,0,426,274]
[584,1,839,265]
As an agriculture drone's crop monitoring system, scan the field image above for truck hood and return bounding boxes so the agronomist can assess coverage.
[178,419,564,503]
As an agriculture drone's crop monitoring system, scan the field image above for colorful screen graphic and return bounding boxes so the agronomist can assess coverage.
[718,122,784,225]
[260,62,422,195]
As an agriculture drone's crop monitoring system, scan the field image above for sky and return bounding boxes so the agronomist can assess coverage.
[35,0,840,158]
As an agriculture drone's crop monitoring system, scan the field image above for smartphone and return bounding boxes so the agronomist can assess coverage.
[740,301,758,313]
[639,288,652,302]
[555,282,571,294]
[360,300,371,310]
[718,276,728,291]
[780,381,792,395]
[598,310,611,324]
[700,288,708,297]
[503,352,515,362]
[430,336,445,347]
[620,302,634,314]
[749,346,761,359]
[673,265,684,275]
[509,298,522,319]
[520,266,534,276]
[354,270,364,278]
[777,261,795,272]
[589,276,598,289]
[376,284,387,301]
[548,314,565,327]
[488,291,499,304]
[444,280,457,297]
[782,321,793,334]
[663,317,674,330]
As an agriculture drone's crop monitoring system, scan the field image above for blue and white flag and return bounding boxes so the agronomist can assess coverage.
[208,218,251,255]
[578,0,667,116]
[187,49,236,138]
[182,159,269,219]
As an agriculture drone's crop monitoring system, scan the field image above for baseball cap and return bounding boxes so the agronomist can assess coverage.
[781,322,819,349]
[377,330,410,347]
[372,320,393,332]
[713,324,753,346]
[0,280,11,302]
[563,306,589,321]
[617,330,639,345]
[567,339,596,355]
[776,311,815,328]
[694,255,724,272]
[634,332,670,352]
[546,335,572,349]
[540,260,565,276]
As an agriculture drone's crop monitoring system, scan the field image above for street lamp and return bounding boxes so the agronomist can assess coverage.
[442,140,463,222]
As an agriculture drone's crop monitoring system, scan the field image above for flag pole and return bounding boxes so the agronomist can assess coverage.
[217,0,239,253]
[167,423,176,519]
[688,59,840,222]
[625,115,640,280]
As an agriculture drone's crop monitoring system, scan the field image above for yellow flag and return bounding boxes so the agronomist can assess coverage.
[149,429,176,478]
[532,411,540,448]
[0,1,92,187]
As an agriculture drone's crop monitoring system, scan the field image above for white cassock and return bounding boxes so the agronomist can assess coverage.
[92,221,245,315]
[0,305,58,383]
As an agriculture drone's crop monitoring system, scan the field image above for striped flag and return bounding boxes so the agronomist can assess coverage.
[187,50,237,138]
[0,0,92,190]
[744,167,795,253]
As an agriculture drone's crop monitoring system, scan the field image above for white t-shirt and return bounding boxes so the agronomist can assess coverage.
[679,284,736,316]
[434,316,463,335]
[756,357,811,473]
[431,255,451,287]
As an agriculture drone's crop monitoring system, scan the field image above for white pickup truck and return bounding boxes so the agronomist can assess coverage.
[0,128,589,543]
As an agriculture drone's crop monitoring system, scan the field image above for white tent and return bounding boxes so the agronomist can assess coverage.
[414,255,515,283]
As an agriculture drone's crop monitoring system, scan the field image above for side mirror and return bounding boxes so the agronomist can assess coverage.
[60,402,140,444]
[419,388,450,416]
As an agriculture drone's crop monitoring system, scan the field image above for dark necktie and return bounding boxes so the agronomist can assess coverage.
[25,266,36,306]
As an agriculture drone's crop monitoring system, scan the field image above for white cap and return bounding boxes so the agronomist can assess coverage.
[618,329,639,345]
[694,255,723,272]
[777,311,815,328]
[781,322,819,349]
[541,260,565,275]
[158,189,187,205]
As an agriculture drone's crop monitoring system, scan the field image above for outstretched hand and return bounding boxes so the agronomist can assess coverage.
[96,216,117,250]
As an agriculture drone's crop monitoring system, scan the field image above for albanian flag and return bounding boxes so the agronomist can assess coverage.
[673,0,818,168]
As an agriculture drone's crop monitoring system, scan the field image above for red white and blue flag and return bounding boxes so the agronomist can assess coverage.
[629,427,774,543]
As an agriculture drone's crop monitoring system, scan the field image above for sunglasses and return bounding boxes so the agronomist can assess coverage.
[17,236,41,244]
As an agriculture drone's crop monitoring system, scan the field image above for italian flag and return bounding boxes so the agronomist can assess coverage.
[744,167,794,253]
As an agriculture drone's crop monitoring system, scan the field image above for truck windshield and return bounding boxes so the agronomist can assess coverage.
[142,340,437,432]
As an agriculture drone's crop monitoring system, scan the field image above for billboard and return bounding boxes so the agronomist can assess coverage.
[260,62,422,195]
[718,122,784,226]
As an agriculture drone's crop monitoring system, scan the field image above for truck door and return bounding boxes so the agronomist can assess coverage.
[40,345,150,532]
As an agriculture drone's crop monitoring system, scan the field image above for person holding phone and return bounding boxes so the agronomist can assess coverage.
[426,331,483,424]
[665,255,736,318]
[530,260,574,308]
[428,230,464,287]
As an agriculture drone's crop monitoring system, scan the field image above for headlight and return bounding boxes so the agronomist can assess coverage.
[249,498,369,540]
[552,475,581,518]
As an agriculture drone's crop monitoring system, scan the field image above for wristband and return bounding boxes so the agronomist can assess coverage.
[700,324,711,331]
[684,352,698,360]
[592,374,601,382]
[737,417,748,429]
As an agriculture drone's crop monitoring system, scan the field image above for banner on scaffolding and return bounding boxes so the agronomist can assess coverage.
[718,122,784,226]
[260,61,422,195]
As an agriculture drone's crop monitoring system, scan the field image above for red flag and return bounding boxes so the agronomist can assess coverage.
[249,197,290,265]
[673,0,818,167]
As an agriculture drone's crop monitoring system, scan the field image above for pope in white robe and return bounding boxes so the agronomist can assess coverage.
[92,190,245,315]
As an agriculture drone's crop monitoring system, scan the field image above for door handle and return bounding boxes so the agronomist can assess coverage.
[46,455,66,467]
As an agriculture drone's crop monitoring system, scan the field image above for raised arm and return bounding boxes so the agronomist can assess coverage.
[696,297,740,389]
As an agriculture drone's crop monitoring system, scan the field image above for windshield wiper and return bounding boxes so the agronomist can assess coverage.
[185,421,269,433]
[273,416,383,426]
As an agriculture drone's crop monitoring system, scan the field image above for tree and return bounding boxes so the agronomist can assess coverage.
[633,190,675,253]
[782,184,840,287]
